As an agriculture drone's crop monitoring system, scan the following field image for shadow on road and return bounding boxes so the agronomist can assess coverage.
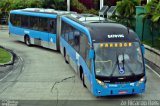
[12,41,59,54]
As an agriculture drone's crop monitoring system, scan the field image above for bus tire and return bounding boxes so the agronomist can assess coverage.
[64,48,69,64]
[82,72,87,88]
[24,35,31,46]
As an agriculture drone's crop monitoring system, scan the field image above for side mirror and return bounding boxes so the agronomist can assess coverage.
[89,49,94,59]
[141,44,145,55]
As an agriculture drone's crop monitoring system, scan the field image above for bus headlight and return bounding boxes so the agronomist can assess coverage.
[96,79,107,88]
[136,77,145,86]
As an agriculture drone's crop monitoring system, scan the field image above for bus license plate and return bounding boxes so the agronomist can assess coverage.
[119,90,127,94]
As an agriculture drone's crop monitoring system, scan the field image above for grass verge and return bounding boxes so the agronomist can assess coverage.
[0,47,12,64]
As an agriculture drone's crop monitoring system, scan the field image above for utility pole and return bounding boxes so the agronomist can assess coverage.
[100,0,104,10]
[67,0,70,11]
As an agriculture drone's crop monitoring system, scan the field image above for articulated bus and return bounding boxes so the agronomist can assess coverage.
[9,8,146,96]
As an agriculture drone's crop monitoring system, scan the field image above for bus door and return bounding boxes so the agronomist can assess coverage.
[48,18,57,50]
[80,34,92,91]
[84,46,92,91]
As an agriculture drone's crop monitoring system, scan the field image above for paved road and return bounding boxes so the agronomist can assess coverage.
[0,30,160,106]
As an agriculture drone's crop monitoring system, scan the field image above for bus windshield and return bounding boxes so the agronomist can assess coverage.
[94,42,144,78]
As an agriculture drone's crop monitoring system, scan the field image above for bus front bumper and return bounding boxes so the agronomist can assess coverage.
[93,83,145,96]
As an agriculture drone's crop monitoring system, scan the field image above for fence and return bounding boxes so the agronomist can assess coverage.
[136,6,160,50]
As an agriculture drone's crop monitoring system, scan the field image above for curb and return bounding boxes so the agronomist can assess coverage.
[144,44,160,69]
[145,64,160,78]
[0,46,15,66]
[144,44,160,77]
[144,44,160,56]
[145,58,160,76]
[0,25,8,30]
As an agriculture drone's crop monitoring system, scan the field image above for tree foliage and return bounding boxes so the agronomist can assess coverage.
[71,0,98,15]
[43,0,66,10]
[110,0,141,29]
[116,0,141,18]
[139,0,160,46]
[0,0,43,18]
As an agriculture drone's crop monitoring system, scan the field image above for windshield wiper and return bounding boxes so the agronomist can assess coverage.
[122,53,125,70]
[122,52,135,76]
[125,63,136,76]
[109,53,119,77]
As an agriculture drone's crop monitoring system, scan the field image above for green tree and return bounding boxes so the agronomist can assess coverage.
[111,0,141,29]
[139,0,160,46]
[0,0,43,19]
[42,0,66,10]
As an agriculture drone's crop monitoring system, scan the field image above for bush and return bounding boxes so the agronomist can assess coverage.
[110,0,141,30]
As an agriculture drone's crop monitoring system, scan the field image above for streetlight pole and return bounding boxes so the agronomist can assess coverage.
[100,0,104,10]
[67,0,70,11]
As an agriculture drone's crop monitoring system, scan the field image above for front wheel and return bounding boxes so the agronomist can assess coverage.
[82,72,87,88]
[64,48,69,64]
[24,36,31,46]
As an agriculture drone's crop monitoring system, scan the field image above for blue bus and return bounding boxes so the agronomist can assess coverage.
[9,8,146,96]
[60,15,146,96]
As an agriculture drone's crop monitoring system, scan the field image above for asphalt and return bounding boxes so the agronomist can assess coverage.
[0,30,160,106]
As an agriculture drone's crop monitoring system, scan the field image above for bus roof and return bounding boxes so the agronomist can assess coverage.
[10,8,139,44]
[62,15,139,43]
[87,23,139,43]
[10,8,76,17]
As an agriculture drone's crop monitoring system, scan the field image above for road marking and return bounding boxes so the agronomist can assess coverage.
[0,70,13,82]
[19,56,23,61]
[146,64,160,78]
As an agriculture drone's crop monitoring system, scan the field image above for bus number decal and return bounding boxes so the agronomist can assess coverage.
[50,38,53,43]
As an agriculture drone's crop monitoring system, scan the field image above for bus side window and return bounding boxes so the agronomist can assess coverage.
[64,23,69,42]
[68,27,74,46]
[85,43,91,71]
[30,16,39,30]
[12,14,21,27]
[21,15,29,28]
[61,21,65,37]
[74,30,80,52]
[49,19,56,34]
[10,14,20,27]
[39,17,48,32]
[79,34,87,60]
[64,33,69,41]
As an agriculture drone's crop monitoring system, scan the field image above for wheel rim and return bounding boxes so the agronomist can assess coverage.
[26,37,30,45]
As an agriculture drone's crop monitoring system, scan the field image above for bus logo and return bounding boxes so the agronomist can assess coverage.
[108,34,124,38]
[119,67,125,75]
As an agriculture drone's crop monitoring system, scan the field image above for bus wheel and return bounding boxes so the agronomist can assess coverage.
[64,48,69,64]
[82,72,87,88]
[25,36,31,46]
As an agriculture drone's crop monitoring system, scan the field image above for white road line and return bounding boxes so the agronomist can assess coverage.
[0,70,13,82]
[19,56,23,61]
[146,64,160,78]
